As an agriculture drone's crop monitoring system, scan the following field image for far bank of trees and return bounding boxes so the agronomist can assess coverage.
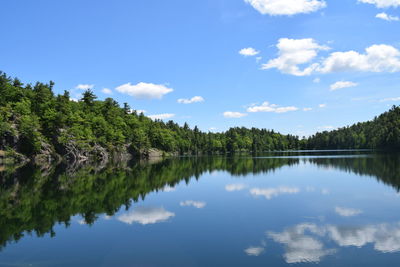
[1,72,399,160]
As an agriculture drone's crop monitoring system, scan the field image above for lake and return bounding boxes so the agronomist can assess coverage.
[0,151,400,266]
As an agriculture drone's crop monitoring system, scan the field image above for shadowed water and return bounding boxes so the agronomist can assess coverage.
[0,151,399,266]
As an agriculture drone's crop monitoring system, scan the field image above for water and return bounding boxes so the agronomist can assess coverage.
[0,151,400,266]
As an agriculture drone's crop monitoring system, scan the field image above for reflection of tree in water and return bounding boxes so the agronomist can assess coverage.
[0,153,399,250]
[307,153,400,191]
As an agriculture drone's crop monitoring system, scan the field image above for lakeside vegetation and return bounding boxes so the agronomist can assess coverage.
[1,72,400,163]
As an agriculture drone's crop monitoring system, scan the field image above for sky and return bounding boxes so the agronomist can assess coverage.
[1,0,400,136]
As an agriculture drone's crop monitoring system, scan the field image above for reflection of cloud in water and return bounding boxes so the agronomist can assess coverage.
[162,186,176,192]
[327,224,400,253]
[268,222,400,263]
[180,200,206,209]
[244,246,265,256]
[267,223,335,263]
[250,187,300,200]
[321,188,330,195]
[117,207,175,225]
[225,183,247,192]
[335,206,362,217]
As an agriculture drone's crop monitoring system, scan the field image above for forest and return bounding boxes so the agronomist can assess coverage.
[0,72,399,163]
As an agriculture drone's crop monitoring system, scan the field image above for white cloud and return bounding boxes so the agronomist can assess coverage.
[319,104,327,108]
[102,88,112,94]
[180,200,206,209]
[244,0,326,16]
[330,81,358,91]
[303,107,313,111]
[223,111,248,118]
[177,96,204,104]
[225,184,247,192]
[358,0,400,8]
[313,77,321,83]
[263,39,400,75]
[244,246,265,256]
[335,207,363,217]
[239,47,260,56]
[135,109,147,114]
[115,82,173,99]
[262,38,329,76]
[376,12,400,21]
[250,186,300,200]
[247,101,299,113]
[148,113,175,120]
[318,44,400,73]
[117,207,175,225]
[75,84,94,90]
[380,97,400,102]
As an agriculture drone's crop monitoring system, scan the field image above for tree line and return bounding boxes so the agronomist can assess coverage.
[1,72,399,161]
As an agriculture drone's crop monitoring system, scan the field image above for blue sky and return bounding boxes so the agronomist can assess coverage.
[1,0,400,136]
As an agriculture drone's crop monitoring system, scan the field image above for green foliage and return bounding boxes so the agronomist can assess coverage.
[306,106,400,150]
[0,73,302,157]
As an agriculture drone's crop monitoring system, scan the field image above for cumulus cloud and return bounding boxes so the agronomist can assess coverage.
[225,184,247,192]
[115,82,173,99]
[102,88,112,94]
[223,111,248,118]
[263,39,400,75]
[318,44,400,73]
[358,0,400,8]
[180,200,206,209]
[330,81,358,91]
[319,104,327,108]
[75,84,94,90]
[239,47,260,56]
[262,38,329,76]
[117,207,175,225]
[148,113,175,120]
[250,186,300,200]
[313,77,321,83]
[244,246,265,256]
[177,96,204,104]
[247,101,299,113]
[335,206,363,217]
[244,0,326,16]
[303,107,313,111]
[376,12,400,21]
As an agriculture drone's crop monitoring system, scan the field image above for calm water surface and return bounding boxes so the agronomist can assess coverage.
[0,151,400,266]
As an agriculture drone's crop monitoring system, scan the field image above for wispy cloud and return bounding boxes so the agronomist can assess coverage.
[335,206,362,217]
[223,111,248,118]
[177,96,204,104]
[250,186,300,200]
[180,200,206,209]
[247,101,299,113]
[330,81,358,91]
